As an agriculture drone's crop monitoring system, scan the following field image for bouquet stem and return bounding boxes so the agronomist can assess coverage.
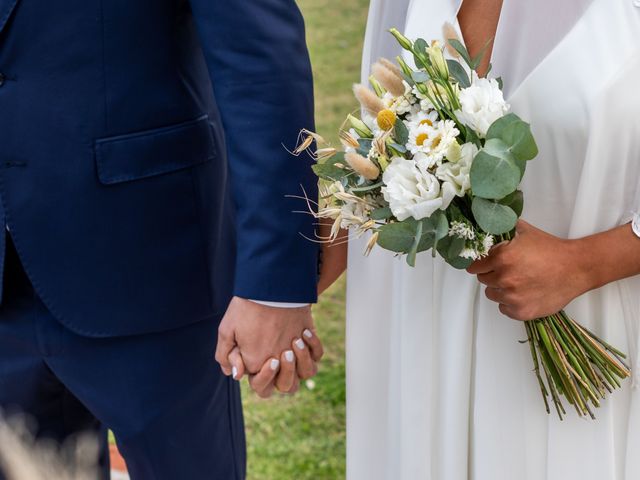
[522,313,630,419]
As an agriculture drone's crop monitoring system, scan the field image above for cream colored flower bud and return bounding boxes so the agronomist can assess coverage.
[347,114,373,138]
[353,84,386,116]
[389,28,413,51]
[345,152,380,180]
[372,62,406,97]
[446,141,462,163]
[426,41,449,79]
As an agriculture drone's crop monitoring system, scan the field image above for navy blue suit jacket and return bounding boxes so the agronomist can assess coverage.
[0,0,319,337]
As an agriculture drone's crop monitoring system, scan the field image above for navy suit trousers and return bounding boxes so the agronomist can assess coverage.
[0,234,246,480]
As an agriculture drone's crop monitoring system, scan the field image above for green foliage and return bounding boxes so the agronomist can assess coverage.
[312,153,347,181]
[376,212,448,267]
[370,206,393,220]
[500,190,524,217]
[447,39,473,68]
[470,139,521,199]
[436,235,474,269]
[486,113,538,162]
[447,59,470,88]
[394,119,409,145]
[472,197,518,235]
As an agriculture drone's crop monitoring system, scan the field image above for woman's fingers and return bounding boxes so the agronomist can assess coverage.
[275,350,296,393]
[302,328,324,362]
[248,357,280,398]
[227,347,246,381]
[293,337,317,380]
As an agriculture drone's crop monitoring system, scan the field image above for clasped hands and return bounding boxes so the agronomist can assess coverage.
[215,297,324,398]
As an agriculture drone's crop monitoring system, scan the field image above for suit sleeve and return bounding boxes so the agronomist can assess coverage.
[188,0,319,303]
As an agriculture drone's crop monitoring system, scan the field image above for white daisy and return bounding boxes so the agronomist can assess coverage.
[427,120,460,166]
[407,123,437,156]
[405,110,439,132]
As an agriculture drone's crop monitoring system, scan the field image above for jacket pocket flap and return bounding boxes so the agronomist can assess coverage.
[95,114,216,185]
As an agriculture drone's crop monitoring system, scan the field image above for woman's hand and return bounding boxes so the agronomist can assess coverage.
[467,221,591,321]
[317,221,348,295]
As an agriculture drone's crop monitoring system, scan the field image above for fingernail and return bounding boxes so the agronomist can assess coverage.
[285,350,294,362]
[232,366,238,379]
[303,329,313,339]
[270,358,280,371]
[295,338,305,350]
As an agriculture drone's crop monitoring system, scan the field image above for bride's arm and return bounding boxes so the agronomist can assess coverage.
[467,220,640,320]
[317,222,348,295]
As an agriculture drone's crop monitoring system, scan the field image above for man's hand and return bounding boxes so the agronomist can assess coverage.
[215,297,324,396]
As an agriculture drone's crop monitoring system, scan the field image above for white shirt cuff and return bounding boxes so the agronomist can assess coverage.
[248,300,310,309]
[632,213,640,238]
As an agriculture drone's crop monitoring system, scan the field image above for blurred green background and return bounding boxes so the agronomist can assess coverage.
[241,0,369,478]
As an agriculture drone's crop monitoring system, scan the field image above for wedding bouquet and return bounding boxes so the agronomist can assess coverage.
[298,26,630,419]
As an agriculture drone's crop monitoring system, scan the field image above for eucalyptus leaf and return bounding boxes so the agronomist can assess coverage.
[376,221,416,254]
[394,119,409,145]
[447,59,471,88]
[486,113,538,161]
[470,139,521,199]
[389,142,407,154]
[499,190,524,217]
[356,138,373,157]
[436,235,474,269]
[472,197,518,235]
[312,152,347,181]
[447,39,472,67]
[401,72,415,86]
[370,206,393,221]
[411,70,430,83]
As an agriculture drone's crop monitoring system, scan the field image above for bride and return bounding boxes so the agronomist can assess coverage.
[319,0,640,478]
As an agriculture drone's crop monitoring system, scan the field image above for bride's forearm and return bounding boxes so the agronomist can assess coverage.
[573,223,640,294]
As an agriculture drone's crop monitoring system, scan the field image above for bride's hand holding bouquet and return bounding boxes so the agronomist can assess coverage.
[300,25,631,419]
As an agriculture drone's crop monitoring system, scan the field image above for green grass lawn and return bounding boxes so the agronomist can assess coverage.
[241,1,370,479]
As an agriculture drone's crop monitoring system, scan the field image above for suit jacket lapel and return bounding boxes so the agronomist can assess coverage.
[0,0,20,35]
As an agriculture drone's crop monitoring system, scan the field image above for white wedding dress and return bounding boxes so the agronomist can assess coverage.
[346,1,640,479]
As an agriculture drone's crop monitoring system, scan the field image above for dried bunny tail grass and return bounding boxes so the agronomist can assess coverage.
[353,84,386,116]
[378,57,402,77]
[345,152,380,180]
[442,22,462,58]
[371,62,405,97]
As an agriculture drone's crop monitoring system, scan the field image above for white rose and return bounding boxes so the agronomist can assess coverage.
[455,72,509,137]
[382,158,444,221]
[436,143,478,203]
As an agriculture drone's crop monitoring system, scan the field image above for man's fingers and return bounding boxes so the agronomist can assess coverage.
[302,329,324,362]
[215,326,235,375]
[477,271,500,287]
[248,357,280,398]
[228,347,246,381]
[293,338,317,380]
[275,350,296,393]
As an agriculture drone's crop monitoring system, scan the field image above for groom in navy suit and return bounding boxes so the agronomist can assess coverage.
[0,0,323,478]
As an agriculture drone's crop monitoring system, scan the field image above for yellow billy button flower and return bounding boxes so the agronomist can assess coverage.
[377,109,397,131]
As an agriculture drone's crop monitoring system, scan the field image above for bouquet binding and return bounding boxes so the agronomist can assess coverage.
[297,25,630,419]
